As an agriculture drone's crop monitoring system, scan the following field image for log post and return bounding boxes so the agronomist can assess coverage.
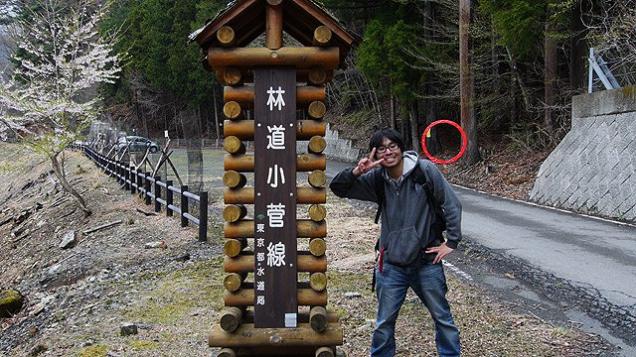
[220,307,244,333]
[223,204,248,223]
[217,26,235,47]
[309,272,328,292]
[224,273,246,293]
[307,67,328,86]
[308,170,326,188]
[313,26,332,46]
[223,67,243,86]
[266,0,283,50]
[308,136,327,154]
[223,170,247,189]
[308,101,326,120]
[308,205,327,222]
[316,347,335,357]
[218,348,237,357]
[224,136,246,155]
[224,238,248,258]
[310,306,328,333]
[223,101,244,121]
[308,238,326,257]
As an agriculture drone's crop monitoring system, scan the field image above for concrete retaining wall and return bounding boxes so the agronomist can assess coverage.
[324,124,360,162]
[529,88,636,222]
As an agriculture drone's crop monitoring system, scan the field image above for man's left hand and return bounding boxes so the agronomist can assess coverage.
[425,243,454,264]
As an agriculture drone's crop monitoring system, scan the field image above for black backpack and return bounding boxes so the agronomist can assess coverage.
[372,162,446,240]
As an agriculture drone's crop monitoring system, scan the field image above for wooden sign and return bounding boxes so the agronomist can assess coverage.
[253,67,298,328]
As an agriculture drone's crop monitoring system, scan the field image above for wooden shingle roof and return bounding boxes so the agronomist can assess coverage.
[190,0,361,67]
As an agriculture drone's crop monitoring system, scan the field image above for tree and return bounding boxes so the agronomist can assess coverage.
[0,0,121,215]
[459,0,479,164]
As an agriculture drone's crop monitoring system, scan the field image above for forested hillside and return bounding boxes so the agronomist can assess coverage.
[2,0,633,160]
[91,0,635,160]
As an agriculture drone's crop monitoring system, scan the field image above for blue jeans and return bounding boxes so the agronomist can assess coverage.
[371,261,460,357]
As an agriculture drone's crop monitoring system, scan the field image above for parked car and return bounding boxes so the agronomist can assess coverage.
[115,136,159,153]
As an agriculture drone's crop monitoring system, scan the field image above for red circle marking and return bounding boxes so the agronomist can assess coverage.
[420,120,467,165]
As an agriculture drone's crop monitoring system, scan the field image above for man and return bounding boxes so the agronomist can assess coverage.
[330,128,462,357]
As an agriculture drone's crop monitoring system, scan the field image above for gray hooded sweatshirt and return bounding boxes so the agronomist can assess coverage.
[330,151,462,264]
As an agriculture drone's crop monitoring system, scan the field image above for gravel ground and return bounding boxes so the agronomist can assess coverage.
[0,144,616,356]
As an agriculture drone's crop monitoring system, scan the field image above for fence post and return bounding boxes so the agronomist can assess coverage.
[130,166,136,194]
[166,180,174,217]
[199,192,208,242]
[144,172,151,205]
[180,185,189,227]
[124,164,130,190]
[118,162,123,185]
[136,170,143,198]
[154,176,161,212]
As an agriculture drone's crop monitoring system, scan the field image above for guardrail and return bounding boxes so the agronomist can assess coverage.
[77,145,208,241]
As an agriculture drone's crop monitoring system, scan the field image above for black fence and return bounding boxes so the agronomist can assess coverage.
[78,145,208,241]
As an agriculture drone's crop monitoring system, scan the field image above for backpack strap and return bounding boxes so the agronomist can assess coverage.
[373,168,385,224]
[413,161,446,238]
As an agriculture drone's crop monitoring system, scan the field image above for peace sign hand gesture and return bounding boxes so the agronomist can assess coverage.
[352,147,384,177]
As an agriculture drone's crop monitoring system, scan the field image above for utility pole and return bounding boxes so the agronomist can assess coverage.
[459,0,480,164]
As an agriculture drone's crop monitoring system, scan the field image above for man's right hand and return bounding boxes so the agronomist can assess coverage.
[353,147,384,176]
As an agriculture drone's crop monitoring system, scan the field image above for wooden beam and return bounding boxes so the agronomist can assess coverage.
[224,252,326,273]
[223,289,327,307]
[215,68,327,85]
[224,153,325,172]
[223,120,325,140]
[224,220,326,238]
[209,47,340,70]
[209,323,342,347]
[224,186,326,204]
[224,85,325,107]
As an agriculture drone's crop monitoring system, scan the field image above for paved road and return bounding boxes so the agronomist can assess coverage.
[455,185,636,310]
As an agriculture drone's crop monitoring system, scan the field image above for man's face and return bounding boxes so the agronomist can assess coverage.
[376,137,402,168]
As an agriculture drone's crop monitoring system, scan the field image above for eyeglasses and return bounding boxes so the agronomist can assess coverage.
[376,143,399,154]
